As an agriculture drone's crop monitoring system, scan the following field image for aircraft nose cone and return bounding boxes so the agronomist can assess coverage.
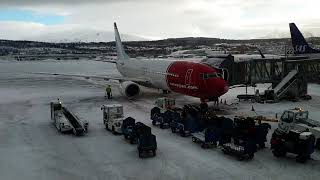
[209,78,229,96]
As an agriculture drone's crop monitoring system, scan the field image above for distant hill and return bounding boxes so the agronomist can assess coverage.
[28,29,148,43]
[1,37,320,49]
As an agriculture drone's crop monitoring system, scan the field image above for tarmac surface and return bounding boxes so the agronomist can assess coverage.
[0,60,319,180]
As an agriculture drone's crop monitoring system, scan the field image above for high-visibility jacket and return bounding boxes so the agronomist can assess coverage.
[106,87,112,93]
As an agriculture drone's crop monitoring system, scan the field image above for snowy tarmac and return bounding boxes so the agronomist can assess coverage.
[0,60,319,180]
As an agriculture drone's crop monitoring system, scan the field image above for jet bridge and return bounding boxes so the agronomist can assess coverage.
[218,55,320,100]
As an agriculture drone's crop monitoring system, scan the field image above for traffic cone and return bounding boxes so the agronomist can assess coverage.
[251,105,255,111]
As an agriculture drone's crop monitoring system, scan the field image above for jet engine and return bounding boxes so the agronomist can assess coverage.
[120,81,140,98]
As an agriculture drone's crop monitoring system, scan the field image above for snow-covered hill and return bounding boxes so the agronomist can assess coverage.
[29,29,147,43]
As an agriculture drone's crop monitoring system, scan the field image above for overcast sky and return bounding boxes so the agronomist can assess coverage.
[0,0,319,42]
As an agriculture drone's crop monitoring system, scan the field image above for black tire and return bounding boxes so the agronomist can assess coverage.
[222,149,228,154]
[296,155,308,163]
[201,143,207,149]
[273,149,286,157]
[160,123,164,129]
[112,126,116,135]
[105,124,109,130]
[238,156,245,161]
[171,128,176,133]
[152,120,156,126]
[259,143,266,149]
[180,130,186,137]
[152,150,156,156]
[248,153,254,160]
[192,137,197,142]
[273,150,280,157]
[130,138,134,144]
[124,134,128,139]
[138,150,143,158]
[316,138,320,150]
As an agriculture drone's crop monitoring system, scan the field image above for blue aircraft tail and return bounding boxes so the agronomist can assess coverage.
[289,23,320,54]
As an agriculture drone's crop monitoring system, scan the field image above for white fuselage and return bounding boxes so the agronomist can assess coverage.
[116,58,173,90]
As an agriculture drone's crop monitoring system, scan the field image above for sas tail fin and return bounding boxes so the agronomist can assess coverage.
[289,23,320,54]
[114,22,129,60]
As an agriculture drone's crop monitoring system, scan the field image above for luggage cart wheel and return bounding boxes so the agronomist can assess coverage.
[222,149,228,154]
[171,128,176,133]
[238,156,245,161]
[259,143,266,149]
[160,123,164,129]
[248,153,254,160]
[201,143,208,149]
[138,150,143,158]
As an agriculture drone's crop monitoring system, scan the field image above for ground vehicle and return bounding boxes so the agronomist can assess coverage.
[170,110,192,137]
[191,128,219,148]
[63,107,88,136]
[101,104,125,134]
[50,101,73,133]
[222,139,256,161]
[50,100,88,136]
[271,129,315,163]
[138,134,157,158]
[277,108,320,149]
[122,117,137,143]
[135,123,157,158]
[233,117,271,148]
[150,98,176,129]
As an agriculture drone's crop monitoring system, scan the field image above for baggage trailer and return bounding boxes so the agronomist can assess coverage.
[233,116,271,149]
[122,117,137,144]
[170,110,191,137]
[50,100,88,136]
[138,133,157,158]
[221,139,256,161]
[150,98,176,129]
[132,122,157,158]
[191,128,219,148]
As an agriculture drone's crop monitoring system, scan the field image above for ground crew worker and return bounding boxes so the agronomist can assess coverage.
[105,85,112,99]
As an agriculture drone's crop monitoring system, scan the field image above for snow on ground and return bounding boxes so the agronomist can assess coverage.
[0,60,319,180]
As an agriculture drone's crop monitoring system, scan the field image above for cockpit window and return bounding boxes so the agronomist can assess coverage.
[200,73,222,80]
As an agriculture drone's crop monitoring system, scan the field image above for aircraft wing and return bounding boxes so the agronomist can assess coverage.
[31,72,150,83]
[93,59,117,63]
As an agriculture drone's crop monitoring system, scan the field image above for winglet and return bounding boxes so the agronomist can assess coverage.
[114,22,129,60]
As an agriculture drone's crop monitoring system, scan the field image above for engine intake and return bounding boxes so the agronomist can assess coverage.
[120,81,140,98]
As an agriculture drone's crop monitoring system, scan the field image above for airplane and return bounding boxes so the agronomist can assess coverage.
[36,23,229,102]
[289,23,320,55]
